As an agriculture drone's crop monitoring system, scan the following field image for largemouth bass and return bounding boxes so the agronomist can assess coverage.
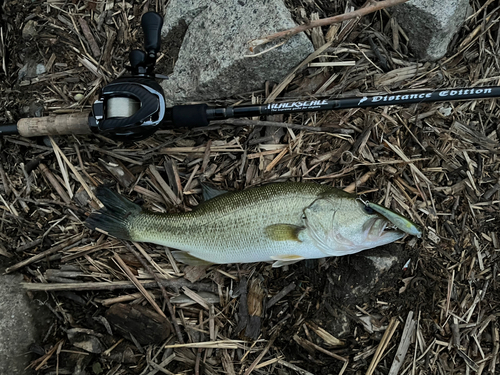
[85,183,421,267]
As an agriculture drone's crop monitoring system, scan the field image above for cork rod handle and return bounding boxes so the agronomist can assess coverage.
[17,113,91,137]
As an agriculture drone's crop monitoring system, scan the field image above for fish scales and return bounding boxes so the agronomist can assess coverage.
[86,182,419,267]
[130,183,341,264]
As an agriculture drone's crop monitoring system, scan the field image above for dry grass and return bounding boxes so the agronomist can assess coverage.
[0,0,499,374]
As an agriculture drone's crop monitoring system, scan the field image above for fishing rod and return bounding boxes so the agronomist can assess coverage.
[1,12,500,142]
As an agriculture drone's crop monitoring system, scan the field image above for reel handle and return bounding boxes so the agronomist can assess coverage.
[142,12,163,58]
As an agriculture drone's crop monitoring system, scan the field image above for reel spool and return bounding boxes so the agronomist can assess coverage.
[88,77,166,141]
[106,97,141,118]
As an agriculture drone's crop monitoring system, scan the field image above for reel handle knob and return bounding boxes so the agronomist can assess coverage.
[141,12,163,58]
[129,49,146,71]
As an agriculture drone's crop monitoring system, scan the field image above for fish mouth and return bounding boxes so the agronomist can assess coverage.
[365,217,405,243]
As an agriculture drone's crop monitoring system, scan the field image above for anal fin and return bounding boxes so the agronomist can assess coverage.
[270,255,305,268]
[172,251,214,266]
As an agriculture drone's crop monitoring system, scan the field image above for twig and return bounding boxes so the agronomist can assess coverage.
[50,138,72,199]
[78,17,101,58]
[49,137,100,206]
[489,324,499,375]
[294,334,347,362]
[123,241,185,344]
[146,353,176,375]
[15,238,43,253]
[244,330,279,375]
[266,283,296,309]
[112,252,167,320]
[147,360,176,375]
[343,171,376,193]
[39,163,72,204]
[276,359,314,375]
[5,233,84,273]
[22,278,217,292]
[247,0,410,51]
[148,164,181,205]
[183,286,210,310]
[388,312,415,375]
[31,339,64,370]
[0,154,10,196]
[208,118,331,132]
[195,310,203,375]
[164,340,242,349]
[366,317,400,375]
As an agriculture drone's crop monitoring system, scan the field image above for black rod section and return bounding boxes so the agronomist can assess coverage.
[206,86,500,121]
[0,124,18,135]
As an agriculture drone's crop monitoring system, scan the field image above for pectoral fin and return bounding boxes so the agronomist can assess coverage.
[172,251,214,266]
[265,224,302,242]
[270,255,305,268]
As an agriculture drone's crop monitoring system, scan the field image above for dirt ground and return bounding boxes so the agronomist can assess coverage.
[0,0,499,374]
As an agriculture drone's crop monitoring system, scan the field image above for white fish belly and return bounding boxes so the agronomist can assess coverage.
[148,234,327,264]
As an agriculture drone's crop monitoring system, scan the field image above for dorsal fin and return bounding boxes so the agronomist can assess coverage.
[201,183,228,201]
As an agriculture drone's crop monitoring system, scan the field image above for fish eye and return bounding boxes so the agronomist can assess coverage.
[363,204,375,215]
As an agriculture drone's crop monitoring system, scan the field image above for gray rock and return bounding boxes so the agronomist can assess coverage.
[0,273,37,374]
[321,309,351,338]
[36,64,46,75]
[161,0,314,104]
[311,244,412,340]
[161,0,208,33]
[21,101,44,118]
[327,244,409,303]
[18,64,28,81]
[392,0,471,61]
[67,328,104,354]
[22,20,38,39]
[18,60,43,81]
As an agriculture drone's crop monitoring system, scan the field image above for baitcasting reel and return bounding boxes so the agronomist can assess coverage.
[88,12,168,141]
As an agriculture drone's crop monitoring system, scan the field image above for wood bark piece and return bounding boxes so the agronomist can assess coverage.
[78,18,101,58]
[106,303,171,345]
[99,157,135,188]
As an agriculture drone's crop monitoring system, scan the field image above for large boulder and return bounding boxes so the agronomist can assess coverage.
[0,272,38,374]
[160,0,314,104]
[392,0,471,61]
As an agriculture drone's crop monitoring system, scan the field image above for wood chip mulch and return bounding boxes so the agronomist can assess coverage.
[0,0,499,374]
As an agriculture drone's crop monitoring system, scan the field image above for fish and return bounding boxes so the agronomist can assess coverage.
[85,182,421,268]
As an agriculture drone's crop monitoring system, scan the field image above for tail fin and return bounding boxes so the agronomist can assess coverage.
[85,186,142,240]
